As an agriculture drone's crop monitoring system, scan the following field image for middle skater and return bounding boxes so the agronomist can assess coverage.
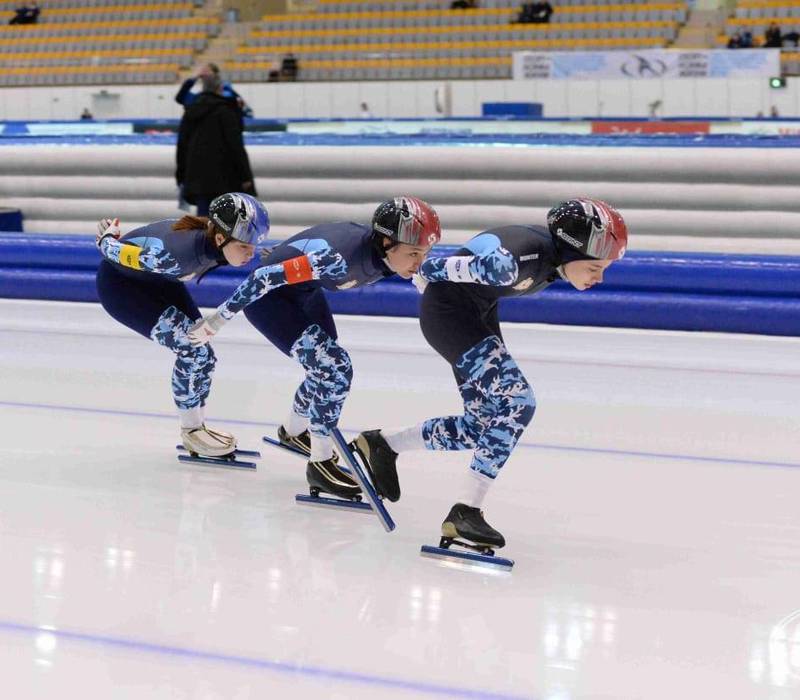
[188,196,441,499]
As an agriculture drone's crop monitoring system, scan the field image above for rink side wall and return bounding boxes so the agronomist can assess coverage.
[1,77,799,121]
[2,233,800,337]
[3,141,800,255]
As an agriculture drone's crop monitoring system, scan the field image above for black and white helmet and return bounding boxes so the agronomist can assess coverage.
[208,192,270,246]
[547,198,628,261]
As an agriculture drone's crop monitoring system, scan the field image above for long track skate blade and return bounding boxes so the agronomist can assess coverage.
[177,454,257,470]
[262,436,308,460]
[295,494,372,512]
[262,436,350,472]
[331,429,395,533]
[420,545,514,571]
[176,445,261,458]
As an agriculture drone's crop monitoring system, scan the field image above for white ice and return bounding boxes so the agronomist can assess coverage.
[1,298,800,700]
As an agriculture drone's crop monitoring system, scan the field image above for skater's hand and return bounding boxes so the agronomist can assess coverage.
[411,272,428,295]
[96,217,121,248]
[188,312,227,346]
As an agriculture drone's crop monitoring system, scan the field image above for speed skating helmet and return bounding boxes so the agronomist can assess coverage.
[208,192,270,246]
[547,198,627,261]
[372,196,441,248]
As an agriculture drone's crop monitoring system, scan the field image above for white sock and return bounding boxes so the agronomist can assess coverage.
[383,424,426,453]
[458,469,493,509]
[309,432,334,462]
[178,406,203,430]
[284,409,309,436]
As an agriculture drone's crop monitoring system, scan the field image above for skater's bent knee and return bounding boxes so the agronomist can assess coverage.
[519,384,536,425]
[500,380,535,427]
[327,344,353,386]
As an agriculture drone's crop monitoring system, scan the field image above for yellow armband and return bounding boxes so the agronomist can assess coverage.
[118,244,142,270]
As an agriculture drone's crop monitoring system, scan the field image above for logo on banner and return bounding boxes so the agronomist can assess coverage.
[621,54,667,78]
[677,52,709,78]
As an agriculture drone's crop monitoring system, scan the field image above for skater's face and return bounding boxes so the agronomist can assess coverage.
[215,234,256,266]
[383,241,433,279]
[563,259,613,290]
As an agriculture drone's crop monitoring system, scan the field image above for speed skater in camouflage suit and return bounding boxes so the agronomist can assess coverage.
[188,197,442,501]
[95,192,269,457]
[353,198,629,550]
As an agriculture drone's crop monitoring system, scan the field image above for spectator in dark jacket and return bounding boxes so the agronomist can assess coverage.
[280,53,299,81]
[9,1,39,24]
[765,23,782,48]
[175,73,257,217]
[516,1,552,24]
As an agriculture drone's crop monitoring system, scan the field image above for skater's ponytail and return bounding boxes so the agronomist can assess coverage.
[172,215,223,247]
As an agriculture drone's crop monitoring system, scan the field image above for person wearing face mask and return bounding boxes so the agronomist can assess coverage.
[187,196,442,502]
[352,198,628,559]
[95,193,269,458]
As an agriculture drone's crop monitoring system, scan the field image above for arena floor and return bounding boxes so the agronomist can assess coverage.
[1,299,799,700]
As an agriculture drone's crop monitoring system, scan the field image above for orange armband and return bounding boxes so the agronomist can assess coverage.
[283,255,313,284]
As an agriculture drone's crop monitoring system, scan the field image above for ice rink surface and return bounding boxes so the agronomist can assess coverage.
[2,298,800,700]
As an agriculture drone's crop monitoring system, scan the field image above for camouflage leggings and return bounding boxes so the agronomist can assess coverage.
[151,306,217,410]
[422,335,535,478]
[290,324,353,438]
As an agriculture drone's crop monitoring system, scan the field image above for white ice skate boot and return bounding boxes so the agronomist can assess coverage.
[181,424,237,458]
[204,425,237,447]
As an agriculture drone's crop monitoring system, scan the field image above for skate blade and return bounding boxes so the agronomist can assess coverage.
[420,545,514,571]
[262,436,348,471]
[176,445,261,458]
[262,435,308,459]
[331,429,395,533]
[295,493,372,512]
[177,454,257,470]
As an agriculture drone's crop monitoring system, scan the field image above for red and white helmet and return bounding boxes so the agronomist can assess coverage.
[547,198,627,261]
[372,196,441,248]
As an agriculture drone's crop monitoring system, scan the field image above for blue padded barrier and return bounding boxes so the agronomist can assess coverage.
[2,233,800,337]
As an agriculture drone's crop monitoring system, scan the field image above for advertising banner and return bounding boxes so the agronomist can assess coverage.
[512,49,781,80]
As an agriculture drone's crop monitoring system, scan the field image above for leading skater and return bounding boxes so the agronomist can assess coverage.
[187,197,442,501]
[353,198,628,552]
[95,192,269,457]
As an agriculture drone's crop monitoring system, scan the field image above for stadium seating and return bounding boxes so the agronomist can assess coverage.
[0,1,218,85]
[226,0,687,81]
[718,0,800,73]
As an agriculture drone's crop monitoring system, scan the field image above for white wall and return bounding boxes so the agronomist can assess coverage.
[0,77,798,121]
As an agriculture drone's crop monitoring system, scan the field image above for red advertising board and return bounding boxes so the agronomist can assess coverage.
[591,121,711,135]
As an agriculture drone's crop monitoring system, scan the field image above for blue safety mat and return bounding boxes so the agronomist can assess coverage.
[3,234,800,336]
[2,132,800,148]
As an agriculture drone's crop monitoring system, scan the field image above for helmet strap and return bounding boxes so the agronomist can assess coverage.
[214,231,234,263]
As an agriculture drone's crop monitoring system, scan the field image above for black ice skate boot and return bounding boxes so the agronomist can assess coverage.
[278,426,339,463]
[306,458,362,500]
[352,430,400,502]
[441,503,506,550]
[277,425,311,456]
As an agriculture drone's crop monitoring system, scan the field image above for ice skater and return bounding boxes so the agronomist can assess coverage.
[187,197,441,501]
[95,192,269,458]
[353,198,628,556]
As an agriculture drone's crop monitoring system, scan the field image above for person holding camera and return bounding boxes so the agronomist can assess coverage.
[176,71,257,217]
